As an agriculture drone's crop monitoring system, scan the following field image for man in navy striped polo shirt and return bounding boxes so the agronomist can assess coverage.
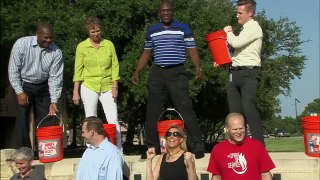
[8,22,64,150]
[132,0,204,159]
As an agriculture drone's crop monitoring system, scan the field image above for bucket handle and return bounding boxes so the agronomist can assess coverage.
[157,108,184,123]
[36,114,64,132]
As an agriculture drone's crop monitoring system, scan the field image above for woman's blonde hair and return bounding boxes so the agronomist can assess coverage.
[165,125,188,152]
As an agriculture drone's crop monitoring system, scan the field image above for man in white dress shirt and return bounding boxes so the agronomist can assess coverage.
[223,0,265,144]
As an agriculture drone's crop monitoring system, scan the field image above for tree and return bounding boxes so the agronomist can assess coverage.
[263,116,297,135]
[301,98,320,117]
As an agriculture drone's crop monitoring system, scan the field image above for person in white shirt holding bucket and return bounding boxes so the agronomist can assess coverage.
[214,0,265,145]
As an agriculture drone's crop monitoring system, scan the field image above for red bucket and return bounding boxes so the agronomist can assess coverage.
[206,30,232,65]
[103,124,117,145]
[36,115,64,163]
[301,115,320,158]
[157,108,184,153]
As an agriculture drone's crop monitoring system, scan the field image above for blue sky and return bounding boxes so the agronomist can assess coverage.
[255,0,320,117]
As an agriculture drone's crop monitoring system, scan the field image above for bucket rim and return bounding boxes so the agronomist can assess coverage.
[103,123,116,127]
[302,116,320,122]
[36,125,63,131]
[206,35,225,39]
[157,119,184,124]
[206,33,226,38]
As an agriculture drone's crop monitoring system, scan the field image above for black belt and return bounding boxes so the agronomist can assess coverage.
[154,64,184,69]
[23,80,48,86]
[230,66,260,71]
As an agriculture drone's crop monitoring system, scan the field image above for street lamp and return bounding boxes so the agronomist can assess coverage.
[295,98,300,135]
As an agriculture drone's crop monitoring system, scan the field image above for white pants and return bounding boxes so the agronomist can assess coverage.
[81,84,122,151]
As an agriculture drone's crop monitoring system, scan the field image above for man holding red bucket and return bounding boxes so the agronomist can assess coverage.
[214,0,265,145]
[8,22,64,150]
[131,0,205,159]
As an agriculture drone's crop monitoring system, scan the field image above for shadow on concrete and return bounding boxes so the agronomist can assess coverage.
[64,147,86,158]
[64,142,218,159]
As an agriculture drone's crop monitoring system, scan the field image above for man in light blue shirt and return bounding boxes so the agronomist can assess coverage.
[76,117,123,180]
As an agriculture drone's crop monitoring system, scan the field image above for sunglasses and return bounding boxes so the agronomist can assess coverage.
[166,131,182,137]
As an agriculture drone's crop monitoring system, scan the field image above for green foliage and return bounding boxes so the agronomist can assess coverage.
[0,0,306,140]
[263,116,298,135]
[255,12,306,120]
[301,98,320,117]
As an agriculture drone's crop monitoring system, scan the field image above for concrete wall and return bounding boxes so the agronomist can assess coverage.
[1,149,319,180]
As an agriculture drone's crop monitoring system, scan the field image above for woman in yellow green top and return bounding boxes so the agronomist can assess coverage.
[72,17,122,151]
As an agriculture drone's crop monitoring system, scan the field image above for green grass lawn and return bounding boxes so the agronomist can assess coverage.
[64,136,307,158]
[265,136,305,152]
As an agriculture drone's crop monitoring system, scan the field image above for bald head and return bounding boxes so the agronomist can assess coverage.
[225,113,246,144]
[159,0,174,27]
[36,22,54,48]
[36,22,53,34]
[225,113,245,127]
[159,0,172,9]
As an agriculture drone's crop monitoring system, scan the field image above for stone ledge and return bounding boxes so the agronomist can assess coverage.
[270,171,320,180]
[1,150,319,180]
[0,149,16,161]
